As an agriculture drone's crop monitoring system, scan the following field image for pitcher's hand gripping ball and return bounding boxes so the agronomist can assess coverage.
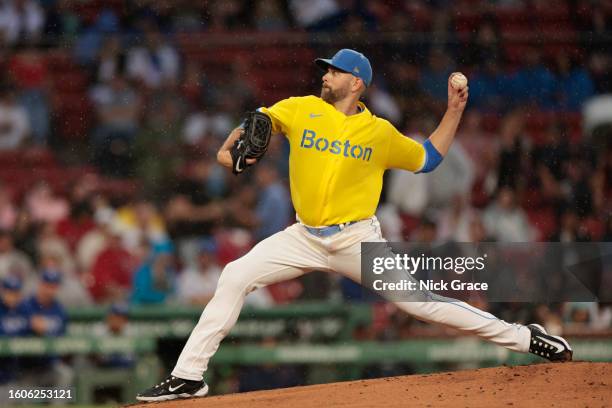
[450,72,468,90]
[230,111,272,174]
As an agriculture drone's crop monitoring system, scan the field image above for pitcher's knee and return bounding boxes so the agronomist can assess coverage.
[216,261,252,294]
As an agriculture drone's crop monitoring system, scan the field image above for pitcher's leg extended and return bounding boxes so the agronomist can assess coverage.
[330,241,530,353]
[172,224,328,381]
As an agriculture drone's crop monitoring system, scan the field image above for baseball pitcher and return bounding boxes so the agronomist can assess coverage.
[137,49,572,402]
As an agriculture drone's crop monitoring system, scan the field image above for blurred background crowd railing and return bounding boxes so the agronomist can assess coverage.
[1,0,612,404]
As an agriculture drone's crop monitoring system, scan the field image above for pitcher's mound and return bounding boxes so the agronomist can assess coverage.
[131,362,611,408]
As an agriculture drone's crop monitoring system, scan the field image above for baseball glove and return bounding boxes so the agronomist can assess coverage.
[230,111,272,175]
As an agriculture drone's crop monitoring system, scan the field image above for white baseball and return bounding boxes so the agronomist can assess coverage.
[450,73,468,90]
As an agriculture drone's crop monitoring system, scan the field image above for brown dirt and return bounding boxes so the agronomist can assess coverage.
[131,362,611,408]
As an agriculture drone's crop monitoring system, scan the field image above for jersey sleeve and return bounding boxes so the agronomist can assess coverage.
[258,97,300,135]
[385,125,426,172]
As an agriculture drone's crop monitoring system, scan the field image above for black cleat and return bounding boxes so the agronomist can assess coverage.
[136,375,209,402]
[528,324,573,362]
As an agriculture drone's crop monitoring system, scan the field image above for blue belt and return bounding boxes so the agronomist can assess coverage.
[303,221,358,237]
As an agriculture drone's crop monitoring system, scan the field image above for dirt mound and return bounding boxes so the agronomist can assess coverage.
[131,362,611,408]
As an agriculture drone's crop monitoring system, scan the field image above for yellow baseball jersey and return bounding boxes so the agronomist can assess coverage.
[259,95,425,226]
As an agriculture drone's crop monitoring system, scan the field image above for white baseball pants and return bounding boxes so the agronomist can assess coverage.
[172,217,531,381]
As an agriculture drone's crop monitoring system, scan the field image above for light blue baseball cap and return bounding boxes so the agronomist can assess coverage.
[41,269,62,285]
[315,49,373,87]
[109,302,130,317]
[2,275,22,291]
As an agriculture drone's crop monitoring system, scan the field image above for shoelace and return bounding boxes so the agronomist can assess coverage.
[156,376,175,388]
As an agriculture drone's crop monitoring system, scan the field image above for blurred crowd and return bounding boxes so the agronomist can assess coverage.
[0,1,612,395]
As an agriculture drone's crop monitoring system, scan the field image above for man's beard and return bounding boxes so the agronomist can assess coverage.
[321,85,347,104]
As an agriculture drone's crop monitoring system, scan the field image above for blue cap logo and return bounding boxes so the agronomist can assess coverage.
[315,49,373,87]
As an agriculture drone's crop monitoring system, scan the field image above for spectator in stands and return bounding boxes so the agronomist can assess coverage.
[533,122,570,181]
[535,164,564,212]
[180,61,206,108]
[426,134,475,211]
[8,42,50,145]
[288,0,342,31]
[428,6,457,59]
[37,228,92,307]
[553,53,595,111]
[550,207,591,242]
[88,223,136,303]
[20,269,73,391]
[164,159,226,239]
[0,0,45,45]
[88,301,136,403]
[170,2,205,33]
[469,59,508,112]
[564,302,595,327]
[42,0,80,41]
[464,19,504,67]
[376,203,403,241]
[483,187,535,242]
[253,163,291,241]
[578,1,612,92]
[176,238,221,306]
[532,304,564,336]
[254,0,289,31]
[410,216,438,244]
[135,84,186,195]
[131,240,176,305]
[420,48,454,104]
[73,8,120,65]
[36,222,75,276]
[92,302,136,368]
[562,155,594,217]
[437,195,478,242]
[468,214,493,243]
[455,111,497,191]
[113,198,168,252]
[0,229,35,290]
[0,275,28,397]
[96,34,126,83]
[590,302,612,331]
[588,52,612,94]
[162,158,227,266]
[0,184,17,231]
[55,190,96,252]
[126,21,180,88]
[23,270,67,336]
[366,83,402,125]
[25,182,69,224]
[0,86,30,150]
[511,47,556,109]
[238,357,302,392]
[182,102,235,147]
[210,56,257,115]
[90,73,142,177]
[496,109,528,190]
[204,1,248,31]
[76,202,112,275]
